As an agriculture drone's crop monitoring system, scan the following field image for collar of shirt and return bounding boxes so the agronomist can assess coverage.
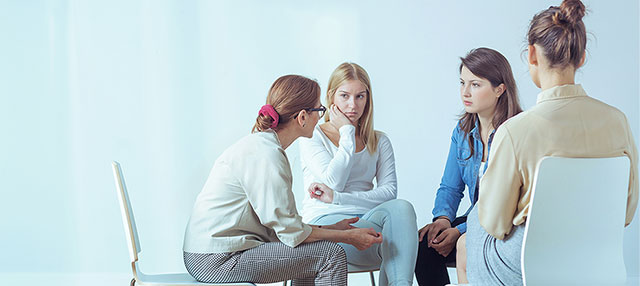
[469,116,496,142]
[536,84,587,104]
[264,128,282,148]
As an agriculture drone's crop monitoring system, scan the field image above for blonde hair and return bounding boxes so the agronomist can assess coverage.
[326,62,378,154]
[252,75,320,133]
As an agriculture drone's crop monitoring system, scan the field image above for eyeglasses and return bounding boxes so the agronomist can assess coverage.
[308,105,327,118]
[295,105,326,118]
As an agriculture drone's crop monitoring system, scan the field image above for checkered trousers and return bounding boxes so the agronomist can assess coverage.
[184,240,347,286]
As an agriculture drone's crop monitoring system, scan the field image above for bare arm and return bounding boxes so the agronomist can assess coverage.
[302,226,382,251]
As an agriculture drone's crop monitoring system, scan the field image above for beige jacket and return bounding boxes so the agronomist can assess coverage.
[478,84,638,239]
[183,130,312,253]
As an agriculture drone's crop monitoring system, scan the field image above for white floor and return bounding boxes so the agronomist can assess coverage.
[1,272,638,286]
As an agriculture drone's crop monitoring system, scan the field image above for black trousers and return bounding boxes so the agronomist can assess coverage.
[414,216,467,286]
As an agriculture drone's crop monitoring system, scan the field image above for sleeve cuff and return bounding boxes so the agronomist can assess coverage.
[281,223,313,248]
[338,125,356,153]
[455,222,467,234]
[338,124,356,135]
[332,191,342,205]
[432,210,455,223]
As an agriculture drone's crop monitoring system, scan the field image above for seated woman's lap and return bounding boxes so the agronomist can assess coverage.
[466,206,524,286]
[309,199,417,268]
[311,213,383,267]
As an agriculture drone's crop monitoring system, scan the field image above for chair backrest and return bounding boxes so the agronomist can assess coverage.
[112,161,142,264]
[521,156,630,286]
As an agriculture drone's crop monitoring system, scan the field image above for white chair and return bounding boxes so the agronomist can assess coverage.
[112,161,255,286]
[347,265,379,286]
[521,156,630,286]
[282,264,378,286]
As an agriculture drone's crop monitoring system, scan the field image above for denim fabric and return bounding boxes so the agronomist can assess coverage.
[432,119,495,234]
[310,199,418,286]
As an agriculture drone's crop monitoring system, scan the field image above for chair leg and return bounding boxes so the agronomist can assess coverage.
[369,271,376,286]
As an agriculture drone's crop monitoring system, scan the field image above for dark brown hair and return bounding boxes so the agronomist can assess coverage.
[252,75,321,133]
[459,48,523,159]
[527,0,587,69]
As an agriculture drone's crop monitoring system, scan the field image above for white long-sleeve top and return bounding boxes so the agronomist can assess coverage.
[299,124,398,223]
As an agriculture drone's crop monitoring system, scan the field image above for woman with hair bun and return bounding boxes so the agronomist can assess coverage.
[459,0,638,284]
[182,74,382,285]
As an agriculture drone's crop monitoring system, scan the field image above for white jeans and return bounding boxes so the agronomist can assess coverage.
[310,199,418,286]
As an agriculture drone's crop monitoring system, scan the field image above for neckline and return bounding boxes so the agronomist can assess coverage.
[536,84,586,104]
[263,129,283,149]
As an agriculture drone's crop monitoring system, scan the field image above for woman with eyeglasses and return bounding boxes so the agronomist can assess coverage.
[414,48,523,286]
[299,63,418,286]
[183,74,382,286]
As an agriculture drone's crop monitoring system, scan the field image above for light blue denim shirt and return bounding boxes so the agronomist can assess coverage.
[432,119,495,234]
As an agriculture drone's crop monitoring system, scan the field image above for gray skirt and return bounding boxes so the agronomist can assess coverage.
[466,206,525,286]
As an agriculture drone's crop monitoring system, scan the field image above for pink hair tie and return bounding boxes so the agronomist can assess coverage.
[259,104,279,128]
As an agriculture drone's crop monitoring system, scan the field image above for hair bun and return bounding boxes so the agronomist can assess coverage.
[559,0,586,24]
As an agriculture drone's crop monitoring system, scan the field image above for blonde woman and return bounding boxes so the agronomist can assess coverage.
[183,75,382,286]
[299,63,418,286]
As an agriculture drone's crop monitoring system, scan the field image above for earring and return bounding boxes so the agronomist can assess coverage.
[303,123,306,127]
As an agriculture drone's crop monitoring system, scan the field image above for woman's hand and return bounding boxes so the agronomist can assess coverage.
[431,227,460,257]
[419,217,452,245]
[344,227,383,251]
[418,218,460,257]
[325,217,359,230]
[328,104,353,129]
[308,182,334,203]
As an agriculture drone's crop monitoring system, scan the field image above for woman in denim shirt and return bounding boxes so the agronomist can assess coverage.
[414,48,523,286]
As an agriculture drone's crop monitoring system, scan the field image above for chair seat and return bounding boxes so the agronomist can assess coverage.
[347,264,379,273]
[113,162,256,286]
[136,272,255,286]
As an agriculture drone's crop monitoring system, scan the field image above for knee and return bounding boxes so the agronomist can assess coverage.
[418,237,431,252]
[321,241,346,263]
[391,198,414,211]
[417,238,439,258]
[456,233,467,257]
[387,199,417,219]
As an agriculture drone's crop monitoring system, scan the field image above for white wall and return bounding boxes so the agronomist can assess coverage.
[0,0,637,284]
